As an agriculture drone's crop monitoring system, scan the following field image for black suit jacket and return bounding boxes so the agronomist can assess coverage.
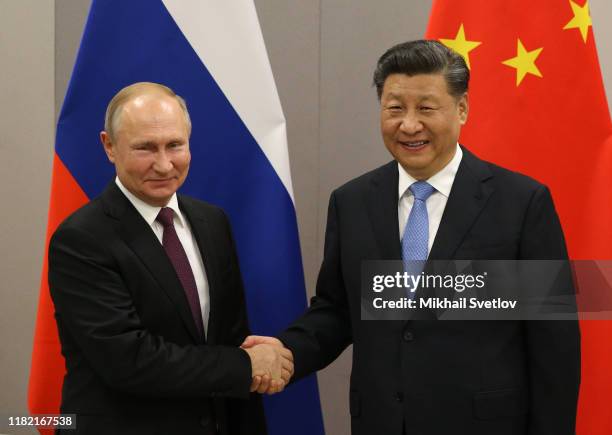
[49,183,266,435]
[279,147,580,435]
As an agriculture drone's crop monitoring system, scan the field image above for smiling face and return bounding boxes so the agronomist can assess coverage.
[380,73,468,180]
[101,93,191,206]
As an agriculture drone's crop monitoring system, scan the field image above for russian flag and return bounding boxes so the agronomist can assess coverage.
[28,2,325,434]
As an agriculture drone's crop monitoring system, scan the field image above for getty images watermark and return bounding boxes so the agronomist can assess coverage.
[360,260,612,321]
[370,270,511,310]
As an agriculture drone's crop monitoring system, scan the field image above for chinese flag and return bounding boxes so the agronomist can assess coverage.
[426,1,612,434]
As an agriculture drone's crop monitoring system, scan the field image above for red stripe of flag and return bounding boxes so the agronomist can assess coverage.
[28,154,89,434]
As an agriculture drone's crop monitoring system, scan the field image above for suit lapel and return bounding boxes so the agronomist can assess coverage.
[101,184,203,343]
[178,197,221,345]
[411,147,494,321]
[429,147,494,260]
[366,162,402,260]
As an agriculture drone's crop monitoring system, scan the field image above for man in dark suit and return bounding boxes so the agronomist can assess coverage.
[49,82,292,435]
[243,41,580,434]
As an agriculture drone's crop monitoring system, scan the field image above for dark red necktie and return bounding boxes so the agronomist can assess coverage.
[156,207,204,338]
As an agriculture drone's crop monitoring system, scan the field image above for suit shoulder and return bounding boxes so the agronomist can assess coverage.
[179,194,224,213]
[48,197,115,255]
[332,161,396,198]
[460,147,547,193]
[178,194,230,224]
[54,196,106,234]
[483,160,547,193]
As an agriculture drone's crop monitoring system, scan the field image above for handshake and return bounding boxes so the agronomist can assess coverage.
[241,336,294,394]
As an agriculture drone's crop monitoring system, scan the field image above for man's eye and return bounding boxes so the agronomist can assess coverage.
[419,106,433,111]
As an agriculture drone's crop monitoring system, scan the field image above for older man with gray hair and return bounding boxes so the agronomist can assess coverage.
[49,82,292,435]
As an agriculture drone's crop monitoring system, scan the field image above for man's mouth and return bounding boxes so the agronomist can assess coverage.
[398,140,429,149]
[147,178,174,183]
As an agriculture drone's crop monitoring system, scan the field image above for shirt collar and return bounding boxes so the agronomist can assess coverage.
[115,177,186,228]
[398,143,463,199]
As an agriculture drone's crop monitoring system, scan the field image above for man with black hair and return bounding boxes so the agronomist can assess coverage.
[244,40,580,435]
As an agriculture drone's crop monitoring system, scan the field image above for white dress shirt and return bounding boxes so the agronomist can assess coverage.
[398,144,463,254]
[115,177,210,335]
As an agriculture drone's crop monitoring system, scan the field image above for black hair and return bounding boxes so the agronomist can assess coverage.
[373,40,469,99]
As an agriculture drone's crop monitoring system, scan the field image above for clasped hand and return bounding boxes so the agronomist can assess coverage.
[241,336,294,394]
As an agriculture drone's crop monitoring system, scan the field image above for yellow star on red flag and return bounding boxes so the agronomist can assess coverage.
[502,39,543,86]
[439,24,481,69]
[563,0,592,43]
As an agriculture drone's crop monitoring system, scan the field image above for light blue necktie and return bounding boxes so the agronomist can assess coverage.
[402,181,435,287]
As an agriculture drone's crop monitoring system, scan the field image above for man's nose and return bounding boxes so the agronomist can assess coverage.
[399,112,423,135]
[153,151,173,173]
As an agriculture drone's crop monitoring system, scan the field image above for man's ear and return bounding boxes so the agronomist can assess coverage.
[100,131,116,163]
[458,93,469,125]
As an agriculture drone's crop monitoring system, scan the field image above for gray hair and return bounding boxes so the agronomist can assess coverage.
[104,82,192,140]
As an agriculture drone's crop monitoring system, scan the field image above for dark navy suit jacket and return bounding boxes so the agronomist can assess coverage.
[280,147,580,435]
[49,182,266,435]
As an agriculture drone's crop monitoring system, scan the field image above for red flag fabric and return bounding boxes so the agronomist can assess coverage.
[426,1,612,434]
[28,155,89,434]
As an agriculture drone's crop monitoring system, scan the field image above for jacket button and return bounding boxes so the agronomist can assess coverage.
[395,392,404,402]
[403,331,414,342]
